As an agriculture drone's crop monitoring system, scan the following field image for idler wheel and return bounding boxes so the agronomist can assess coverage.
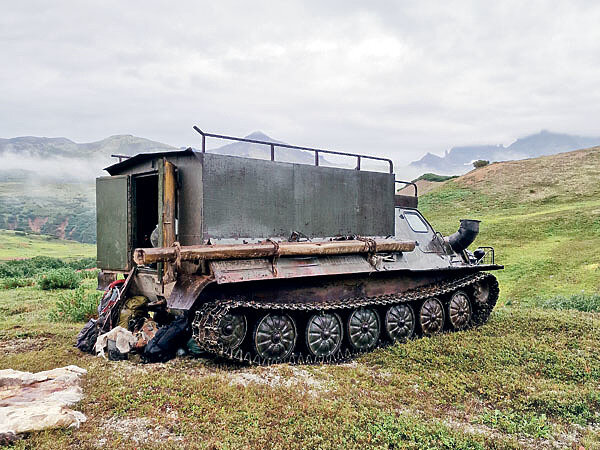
[218,313,247,349]
[448,291,472,330]
[305,313,343,358]
[254,313,297,361]
[419,298,445,335]
[347,308,380,351]
[385,304,415,342]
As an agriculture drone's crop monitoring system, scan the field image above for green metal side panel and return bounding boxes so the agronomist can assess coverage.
[96,175,131,270]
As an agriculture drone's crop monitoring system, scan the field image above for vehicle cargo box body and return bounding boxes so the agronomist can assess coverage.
[97,150,395,272]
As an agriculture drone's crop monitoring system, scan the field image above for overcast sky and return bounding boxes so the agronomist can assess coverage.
[1,0,599,165]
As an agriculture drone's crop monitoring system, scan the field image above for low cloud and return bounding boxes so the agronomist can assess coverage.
[0,152,106,183]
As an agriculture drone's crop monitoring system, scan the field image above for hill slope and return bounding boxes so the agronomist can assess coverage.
[419,146,600,301]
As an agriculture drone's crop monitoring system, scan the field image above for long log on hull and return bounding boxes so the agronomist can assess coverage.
[133,239,416,266]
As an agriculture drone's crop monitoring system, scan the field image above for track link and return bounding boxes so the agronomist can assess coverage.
[192,272,499,365]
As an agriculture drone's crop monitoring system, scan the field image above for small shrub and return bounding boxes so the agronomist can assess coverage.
[0,256,96,278]
[473,159,490,169]
[78,269,100,280]
[49,286,101,322]
[37,268,81,290]
[477,409,551,438]
[0,277,34,289]
[67,257,97,271]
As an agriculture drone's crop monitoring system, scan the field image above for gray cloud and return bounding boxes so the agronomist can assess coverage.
[1,0,599,172]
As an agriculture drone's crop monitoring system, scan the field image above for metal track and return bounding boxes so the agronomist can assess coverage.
[191,272,499,365]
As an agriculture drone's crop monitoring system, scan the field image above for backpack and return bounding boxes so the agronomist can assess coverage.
[75,318,98,354]
[97,280,126,334]
[143,316,191,363]
[118,295,149,330]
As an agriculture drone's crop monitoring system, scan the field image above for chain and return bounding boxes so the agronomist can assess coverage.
[192,272,499,365]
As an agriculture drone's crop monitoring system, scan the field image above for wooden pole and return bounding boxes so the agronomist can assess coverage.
[133,239,416,266]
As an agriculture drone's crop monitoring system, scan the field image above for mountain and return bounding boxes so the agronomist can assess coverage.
[0,135,176,160]
[410,130,600,174]
[205,131,323,165]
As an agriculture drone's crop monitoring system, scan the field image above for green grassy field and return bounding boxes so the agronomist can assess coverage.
[419,146,600,303]
[1,148,599,449]
[0,230,95,260]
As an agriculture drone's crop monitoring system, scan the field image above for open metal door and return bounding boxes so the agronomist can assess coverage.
[158,159,177,282]
[159,159,177,247]
[96,175,131,270]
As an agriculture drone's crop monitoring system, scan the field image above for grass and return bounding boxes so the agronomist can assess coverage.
[412,173,459,183]
[0,284,598,448]
[0,229,95,260]
[523,293,600,313]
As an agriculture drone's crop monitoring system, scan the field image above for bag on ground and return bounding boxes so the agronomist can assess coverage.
[143,316,191,363]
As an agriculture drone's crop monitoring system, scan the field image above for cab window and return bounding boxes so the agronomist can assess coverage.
[404,211,428,233]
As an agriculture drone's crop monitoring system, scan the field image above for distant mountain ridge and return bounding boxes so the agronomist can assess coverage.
[0,131,326,169]
[0,134,176,160]
[410,130,600,174]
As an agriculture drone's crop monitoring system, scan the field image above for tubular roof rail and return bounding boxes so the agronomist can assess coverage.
[193,126,394,174]
[395,180,418,197]
[111,154,132,162]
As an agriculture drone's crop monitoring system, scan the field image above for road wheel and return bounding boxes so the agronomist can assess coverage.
[218,313,247,349]
[347,308,380,351]
[385,304,415,342]
[419,298,444,335]
[305,313,343,358]
[253,313,297,361]
[448,291,472,330]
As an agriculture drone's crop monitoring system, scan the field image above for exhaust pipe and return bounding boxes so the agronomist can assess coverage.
[447,219,480,253]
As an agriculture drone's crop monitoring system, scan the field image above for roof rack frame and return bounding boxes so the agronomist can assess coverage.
[193,126,394,174]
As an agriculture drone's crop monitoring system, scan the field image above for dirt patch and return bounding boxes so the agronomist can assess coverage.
[27,217,48,233]
[0,336,52,354]
[398,179,446,196]
[55,218,69,240]
[96,417,182,447]
[227,365,330,395]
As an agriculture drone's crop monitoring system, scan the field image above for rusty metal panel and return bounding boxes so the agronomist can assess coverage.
[394,194,418,208]
[210,254,375,284]
[201,153,395,240]
[202,154,295,239]
[357,170,395,234]
[96,175,131,270]
[159,159,177,248]
[168,274,214,309]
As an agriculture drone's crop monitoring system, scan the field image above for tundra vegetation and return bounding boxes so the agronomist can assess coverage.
[0,147,599,449]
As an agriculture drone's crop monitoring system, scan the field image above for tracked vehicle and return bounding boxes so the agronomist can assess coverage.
[97,127,502,364]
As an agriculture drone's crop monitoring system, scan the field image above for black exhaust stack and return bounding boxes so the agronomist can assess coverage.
[447,219,480,253]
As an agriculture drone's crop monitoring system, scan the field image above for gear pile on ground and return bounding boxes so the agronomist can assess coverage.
[75,281,191,363]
